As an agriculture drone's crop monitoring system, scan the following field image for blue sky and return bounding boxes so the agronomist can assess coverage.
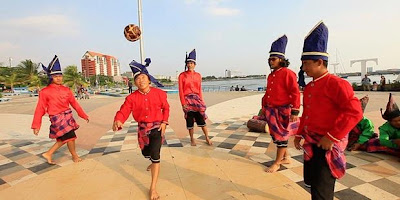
[1,0,399,77]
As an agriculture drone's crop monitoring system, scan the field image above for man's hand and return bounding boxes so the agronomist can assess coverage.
[182,105,188,111]
[290,115,299,122]
[158,123,167,137]
[349,143,362,151]
[294,137,302,150]
[86,118,89,123]
[317,135,334,151]
[33,129,40,136]
[112,120,123,132]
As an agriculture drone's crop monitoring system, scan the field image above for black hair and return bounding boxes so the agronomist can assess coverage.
[323,60,328,68]
[280,59,290,67]
[134,73,150,82]
[268,57,290,68]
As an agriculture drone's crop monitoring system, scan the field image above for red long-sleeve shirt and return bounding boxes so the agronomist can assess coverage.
[178,70,203,105]
[31,84,88,129]
[297,73,363,142]
[262,67,300,110]
[114,88,169,124]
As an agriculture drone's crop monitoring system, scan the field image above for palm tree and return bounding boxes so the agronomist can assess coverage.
[17,59,38,84]
[63,65,87,90]
[5,70,18,92]
[29,75,41,92]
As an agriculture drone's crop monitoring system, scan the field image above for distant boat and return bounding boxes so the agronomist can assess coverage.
[330,49,348,79]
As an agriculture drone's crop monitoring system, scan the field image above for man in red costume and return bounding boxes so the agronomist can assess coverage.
[261,35,301,173]
[113,58,169,200]
[178,49,212,146]
[294,21,362,200]
[32,55,89,164]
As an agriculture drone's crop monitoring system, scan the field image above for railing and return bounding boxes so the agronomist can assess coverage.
[202,86,233,92]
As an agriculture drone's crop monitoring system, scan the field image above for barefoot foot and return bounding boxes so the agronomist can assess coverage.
[190,139,197,146]
[42,153,55,165]
[149,189,160,200]
[281,158,291,165]
[72,156,83,163]
[265,163,281,173]
[205,137,213,146]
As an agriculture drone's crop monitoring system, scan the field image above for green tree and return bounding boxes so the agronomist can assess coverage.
[17,59,38,82]
[63,65,87,90]
[29,75,42,91]
[89,75,114,87]
[5,69,18,92]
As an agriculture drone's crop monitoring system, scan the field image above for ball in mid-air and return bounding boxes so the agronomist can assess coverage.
[124,24,141,42]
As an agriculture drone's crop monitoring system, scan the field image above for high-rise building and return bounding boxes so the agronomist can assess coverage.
[81,51,120,77]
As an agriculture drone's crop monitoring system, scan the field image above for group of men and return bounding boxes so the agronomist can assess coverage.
[30,20,400,200]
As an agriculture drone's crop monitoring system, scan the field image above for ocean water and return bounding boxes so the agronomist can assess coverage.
[164,74,400,92]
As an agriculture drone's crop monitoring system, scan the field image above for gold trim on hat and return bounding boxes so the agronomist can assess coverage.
[301,52,329,57]
[269,52,285,57]
[186,59,196,62]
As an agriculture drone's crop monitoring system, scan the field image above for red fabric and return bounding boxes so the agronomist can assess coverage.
[137,122,162,150]
[262,105,299,142]
[114,88,169,124]
[49,109,79,139]
[303,131,348,179]
[178,70,203,105]
[297,73,363,142]
[366,138,400,157]
[262,67,300,110]
[32,84,88,130]
[183,94,207,120]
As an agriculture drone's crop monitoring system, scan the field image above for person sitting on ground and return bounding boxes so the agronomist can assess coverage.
[347,96,378,151]
[230,86,235,91]
[235,85,240,91]
[372,81,378,91]
[240,86,247,91]
[366,93,400,157]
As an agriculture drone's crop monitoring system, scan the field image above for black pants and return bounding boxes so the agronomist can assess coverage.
[141,129,162,163]
[186,111,206,129]
[56,130,77,144]
[304,145,336,200]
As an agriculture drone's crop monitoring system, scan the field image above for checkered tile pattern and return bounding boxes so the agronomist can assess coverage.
[0,139,89,190]
[85,121,181,159]
[90,117,400,199]
[1,116,400,199]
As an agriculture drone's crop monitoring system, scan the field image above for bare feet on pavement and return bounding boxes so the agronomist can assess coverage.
[42,153,55,165]
[149,189,160,200]
[72,156,83,163]
[205,137,213,146]
[191,139,197,146]
[281,157,291,165]
[265,163,281,173]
